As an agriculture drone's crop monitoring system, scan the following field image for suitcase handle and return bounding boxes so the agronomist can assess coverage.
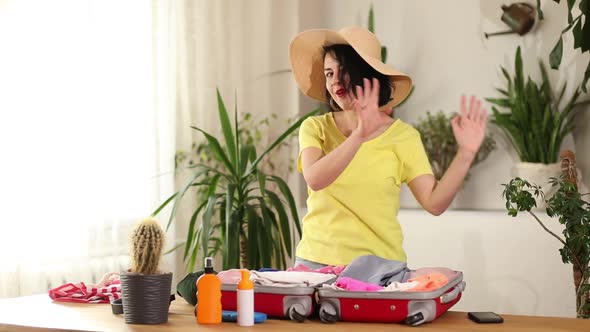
[439,281,465,304]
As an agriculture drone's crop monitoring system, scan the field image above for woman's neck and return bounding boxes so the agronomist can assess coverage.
[332,110,358,137]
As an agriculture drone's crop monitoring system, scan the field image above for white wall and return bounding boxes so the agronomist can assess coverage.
[400,209,576,318]
[294,0,587,318]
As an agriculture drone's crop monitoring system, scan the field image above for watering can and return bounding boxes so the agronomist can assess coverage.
[485,2,535,38]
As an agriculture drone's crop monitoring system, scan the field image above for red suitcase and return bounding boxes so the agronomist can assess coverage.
[316,267,465,326]
[221,284,316,322]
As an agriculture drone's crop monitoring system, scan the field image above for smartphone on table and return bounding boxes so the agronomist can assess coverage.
[468,312,504,324]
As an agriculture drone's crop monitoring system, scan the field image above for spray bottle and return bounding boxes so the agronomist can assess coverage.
[196,257,221,324]
[237,269,254,326]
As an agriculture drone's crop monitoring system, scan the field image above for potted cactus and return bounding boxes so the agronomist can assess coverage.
[120,217,173,324]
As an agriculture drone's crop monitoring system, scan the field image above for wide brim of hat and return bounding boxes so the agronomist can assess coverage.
[289,29,413,110]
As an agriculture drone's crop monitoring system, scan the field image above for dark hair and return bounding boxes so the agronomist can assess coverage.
[323,44,393,111]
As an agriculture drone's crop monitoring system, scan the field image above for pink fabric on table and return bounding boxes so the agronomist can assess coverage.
[48,272,121,304]
[335,277,384,291]
[288,264,346,275]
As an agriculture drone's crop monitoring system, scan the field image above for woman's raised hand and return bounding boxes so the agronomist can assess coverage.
[351,78,390,141]
[451,95,488,156]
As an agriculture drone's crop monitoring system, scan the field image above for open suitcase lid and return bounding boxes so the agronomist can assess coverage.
[317,268,464,300]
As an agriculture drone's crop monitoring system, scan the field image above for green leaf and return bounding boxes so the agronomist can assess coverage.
[515,47,524,91]
[183,200,208,260]
[496,88,509,96]
[368,5,375,33]
[485,97,511,107]
[550,36,563,69]
[245,204,259,270]
[268,175,301,237]
[257,199,275,268]
[223,184,237,269]
[567,0,575,22]
[536,0,544,20]
[246,109,319,176]
[188,227,202,272]
[216,88,237,168]
[582,61,590,93]
[201,194,220,258]
[573,17,583,50]
[191,126,237,178]
[266,190,292,257]
[381,46,387,63]
[166,169,210,232]
[164,242,185,255]
[151,192,177,218]
[239,144,253,175]
[582,16,590,52]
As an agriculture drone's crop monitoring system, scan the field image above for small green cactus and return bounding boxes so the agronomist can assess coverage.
[130,217,164,274]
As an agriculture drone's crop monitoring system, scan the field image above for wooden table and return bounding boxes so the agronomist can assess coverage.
[0,294,588,331]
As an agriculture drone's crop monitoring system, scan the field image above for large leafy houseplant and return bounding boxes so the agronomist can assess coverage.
[536,0,590,92]
[415,111,496,181]
[486,46,587,164]
[501,152,590,318]
[153,89,318,271]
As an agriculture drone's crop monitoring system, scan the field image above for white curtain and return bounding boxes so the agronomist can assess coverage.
[0,0,176,297]
[172,0,301,275]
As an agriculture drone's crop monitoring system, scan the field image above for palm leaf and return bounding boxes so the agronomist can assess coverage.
[191,126,237,178]
[201,194,221,258]
[245,204,260,269]
[268,175,301,237]
[216,88,237,168]
[266,190,292,257]
[246,109,319,176]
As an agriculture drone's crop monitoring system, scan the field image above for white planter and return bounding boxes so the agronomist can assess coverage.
[511,162,561,209]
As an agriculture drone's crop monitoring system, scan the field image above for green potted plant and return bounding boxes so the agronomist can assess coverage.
[153,89,318,272]
[414,110,496,182]
[535,0,590,91]
[487,46,588,203]
[120,217,172,324]
[501,151,589,318]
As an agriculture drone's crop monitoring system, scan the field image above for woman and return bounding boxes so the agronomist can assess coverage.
[288,27,488,269]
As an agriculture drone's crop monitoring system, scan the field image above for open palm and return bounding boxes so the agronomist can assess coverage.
[451,95,487,155]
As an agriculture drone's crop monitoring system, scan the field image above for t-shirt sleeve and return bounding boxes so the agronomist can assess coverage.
[401,131,433,183]
[297,117,323,173]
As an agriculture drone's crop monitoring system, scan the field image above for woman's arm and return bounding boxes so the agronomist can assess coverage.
[301,78,388,191]
[301,134,363,191]
[408,95,487,215]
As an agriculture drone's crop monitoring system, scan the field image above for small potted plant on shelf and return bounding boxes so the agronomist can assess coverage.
[120,217,172,324]
[414,110,496,182]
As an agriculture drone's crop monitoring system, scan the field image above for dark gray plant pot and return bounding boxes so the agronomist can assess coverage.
[120,272,173,324]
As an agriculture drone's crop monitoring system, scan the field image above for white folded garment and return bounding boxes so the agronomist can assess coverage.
[249,271,336,287]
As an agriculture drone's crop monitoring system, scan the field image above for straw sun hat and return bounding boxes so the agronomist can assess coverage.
[289,26,412,110]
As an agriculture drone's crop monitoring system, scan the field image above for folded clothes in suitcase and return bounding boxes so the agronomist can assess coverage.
[316,267,465,326]
[221,284,316,322]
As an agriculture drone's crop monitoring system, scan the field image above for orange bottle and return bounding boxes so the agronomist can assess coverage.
[196,257,222,324]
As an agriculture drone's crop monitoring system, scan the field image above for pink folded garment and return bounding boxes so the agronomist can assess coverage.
[335,277,384,291]
[288,264,347,275]
[48,272,121,304]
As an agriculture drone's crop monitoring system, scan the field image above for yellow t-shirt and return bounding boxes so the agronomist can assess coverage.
[296,113,433,265]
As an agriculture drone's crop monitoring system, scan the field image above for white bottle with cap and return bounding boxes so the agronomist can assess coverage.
[237,269,254,326]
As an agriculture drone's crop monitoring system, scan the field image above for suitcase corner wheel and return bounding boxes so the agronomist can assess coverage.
[287,303,307,323]
[318,302,339,324]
